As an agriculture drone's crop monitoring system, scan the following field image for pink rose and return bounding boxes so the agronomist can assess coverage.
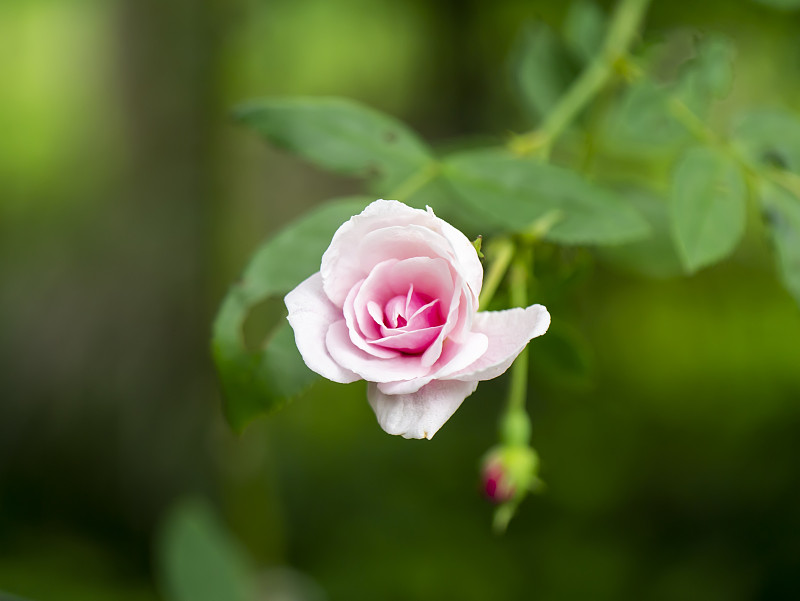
[284,199,550,439]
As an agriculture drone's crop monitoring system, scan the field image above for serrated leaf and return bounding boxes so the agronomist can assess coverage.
[563,1,606,65]
[212,196,372,432]
[157,499,253,601]
[512,23,577,122]
[760,182,800,305]
[670,147,746,273]
[733,109,800,173]
[235,97,432,185]
[442,149,650,245]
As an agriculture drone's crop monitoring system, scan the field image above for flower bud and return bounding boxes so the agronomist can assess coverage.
[481,445,540,504]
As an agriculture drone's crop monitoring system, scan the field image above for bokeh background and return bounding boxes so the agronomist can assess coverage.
[2,0,800,599]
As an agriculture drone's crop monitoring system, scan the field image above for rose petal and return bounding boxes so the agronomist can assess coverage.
[367,379,479,440]
[420,281,472,368]
[371,325,444,353]
[284,273,361,384]
[429,206,483,304]
[446,304,551,382]
[321,200,483,307]
[326,320,431,383]
[322,201,451,306]
[377,331,489,396]
[342,280,399,360]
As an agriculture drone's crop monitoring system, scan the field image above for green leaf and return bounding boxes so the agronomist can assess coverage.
[511,23,577,122]
[235,97,433,184]
[760,182,800,306]
[670,147,746,273]
[442,149,650,245]
[598,189,685,278]
[733,109,800,173]
[676,35,735,115]
[157,499,253,601]
[563,1,606,65]
[601,78,688,154]
[212,196,372,432]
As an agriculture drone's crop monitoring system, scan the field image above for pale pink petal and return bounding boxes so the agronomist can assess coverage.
[428,206,483,304]
[284,273,360,384]
[371,325,444,354]
[321,201,453,306]
[342,280,399,360]
[420,282,472,368]
[447,304,551,383]
[367,379,479,440]
[376,331,489,396]
[326,320,431,383]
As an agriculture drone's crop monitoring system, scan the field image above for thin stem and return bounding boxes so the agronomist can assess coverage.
[667,92,800,201]
[478,238,515,311]
[510,0,652,158]
[506,248,531,415]
[388,161,440,201]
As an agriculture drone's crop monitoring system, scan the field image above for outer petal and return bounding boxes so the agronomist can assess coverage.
[367,379,479,440]
[447,304,550,383]
[284,273,360,384]
[321,200,441,306]
[430,206,483,304]
[321,200,484,307]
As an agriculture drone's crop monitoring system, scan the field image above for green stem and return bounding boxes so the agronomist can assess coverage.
[510,0,651,158]
[667,93,800,201]
[478,238,515,311]
[388,161,440,201]
[507,249,531,416]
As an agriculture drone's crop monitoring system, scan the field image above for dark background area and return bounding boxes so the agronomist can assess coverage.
[1,0,799,599]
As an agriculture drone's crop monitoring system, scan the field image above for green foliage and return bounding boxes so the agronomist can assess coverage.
[670,147,746,273]
[733,110,800,173]
[563,1,607,65]
[157,499,253,601]
[212,196,372,432]
[234,97,433,186]
[598,190,685,278]
[442,149,650,245]
[675,35,735,116]
[601,34,734,155]
[760,182,800,306]
[512,23,577,123]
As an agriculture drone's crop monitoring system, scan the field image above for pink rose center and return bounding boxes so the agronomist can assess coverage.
[367,285,445,355]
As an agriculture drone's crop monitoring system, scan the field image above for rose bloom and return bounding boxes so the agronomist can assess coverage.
[285,199,550,439]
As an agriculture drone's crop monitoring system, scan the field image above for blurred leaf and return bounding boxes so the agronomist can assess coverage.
[602,79,688,154]
[670,147,746,273]
[676,35,735,116]
[598,189,685,278]
[212,196,372,432]
[761,182,800,306]
[601,35,734,156]
[733,109,800,173]
[752,0,800,10]
[512,23,577,122]
[442,149,650,245]
[563,1,607,65]
[157,498,253,601]
[234,97,433,185]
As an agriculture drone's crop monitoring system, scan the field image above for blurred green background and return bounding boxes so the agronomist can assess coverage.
[2,0,800,599]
